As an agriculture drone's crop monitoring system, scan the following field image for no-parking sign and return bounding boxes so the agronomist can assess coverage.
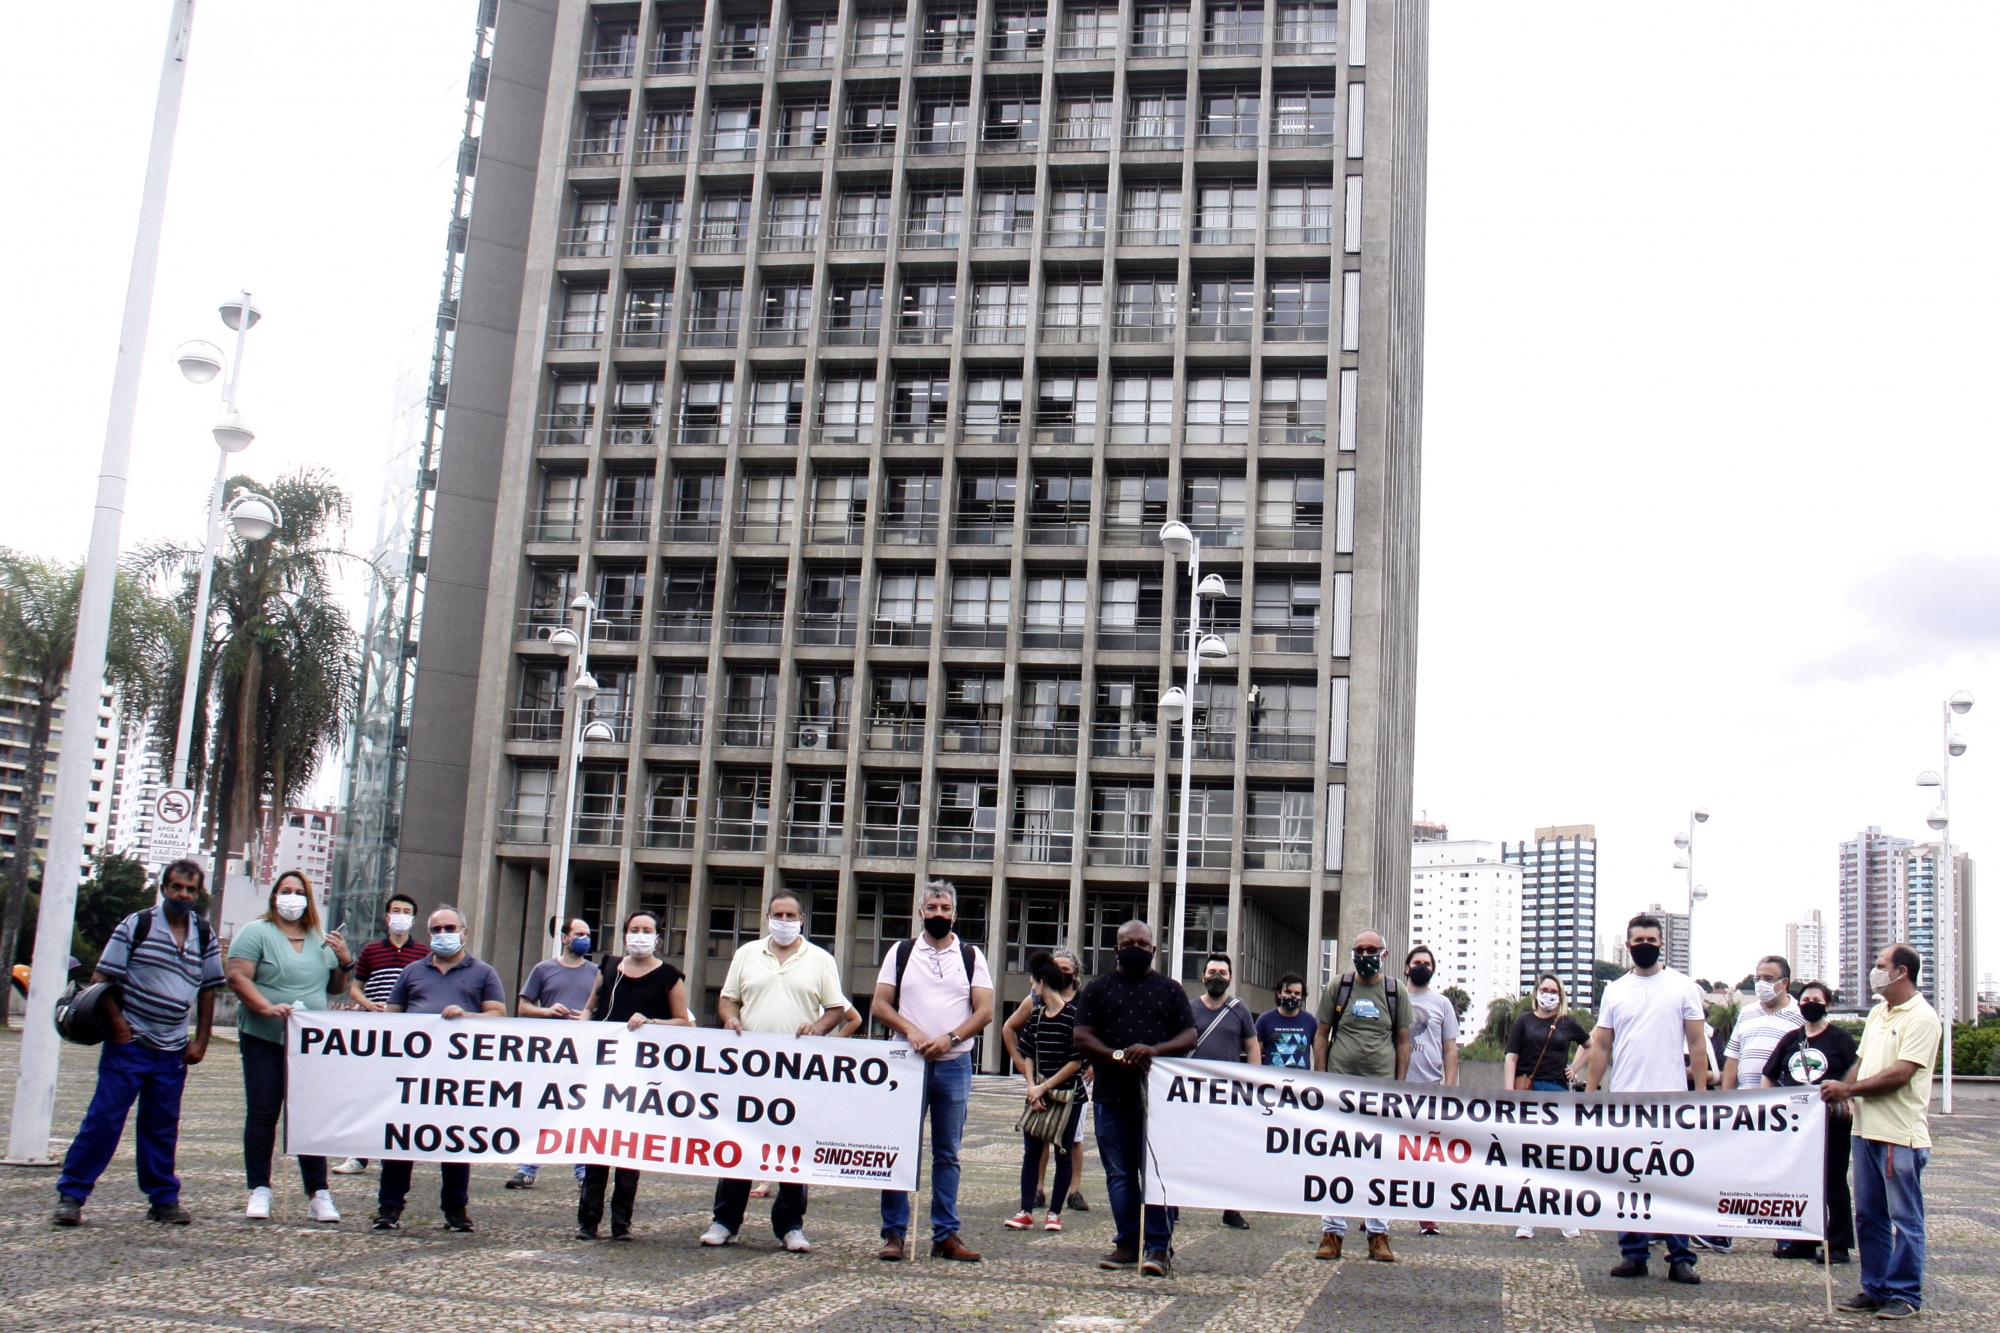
[149,787,197,863]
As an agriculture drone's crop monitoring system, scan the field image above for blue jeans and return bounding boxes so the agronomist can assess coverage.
[1853,1137,1927,1308]
[1094,1099,1173,1252]
[1620,1232,1695,1266]
[882,1052,972,1243]
[58,1040,188,1206]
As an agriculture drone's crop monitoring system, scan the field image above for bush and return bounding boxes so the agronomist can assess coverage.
[1950,1019,2000,1076]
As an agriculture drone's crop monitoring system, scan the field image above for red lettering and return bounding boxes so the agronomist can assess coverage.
[644,1134,666,1162]
[565,1127,577,1154]
[670,1136,681,1163]
[716,1140,742,1169]
[538,1129,563,1154]
[686,1137,712,1166]
[579,1127,607,1156]
[1423,1137,1445,1163]
[1398,1135,1423,1160]
[1447,1138,1472,1164]
[610,1130,639,1159]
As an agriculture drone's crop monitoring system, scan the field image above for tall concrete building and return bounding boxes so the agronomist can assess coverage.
[1893,843,1975,1019]
[1408,837,1518,1014]
[1503,824,1594,1003]
[1784,907,1826,989]
[385,0,1426,1056]
[0,677,127,880]
[1839,826,1913,1006]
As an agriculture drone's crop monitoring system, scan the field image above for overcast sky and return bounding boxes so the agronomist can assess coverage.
[5,3,1997,991]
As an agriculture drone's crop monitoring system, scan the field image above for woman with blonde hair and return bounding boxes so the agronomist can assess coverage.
[1503,973,1592,1240]
[226,870,353,1222]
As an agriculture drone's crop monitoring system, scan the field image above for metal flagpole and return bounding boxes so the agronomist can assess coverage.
[6,0,199,1166]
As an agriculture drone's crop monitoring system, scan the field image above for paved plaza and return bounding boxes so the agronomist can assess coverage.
[2,1029,1997,1332]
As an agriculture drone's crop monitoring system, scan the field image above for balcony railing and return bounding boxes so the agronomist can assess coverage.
[889,422,950,444]
[1049,129,1112,152]
[1267,221,1334,246]
[1045,224,1104,247]
[947,623,1008,648]
[822,323,880,346]
[1249,626,1317,653]
[1086,832,1149,866]
[1019,624,1084,650]
[520,607,569,639]
[865,715,926,752]
[661,518,722,543]
[1129,41,1187,58]
[897,322,955,345]
[1122,131,1183,152]
[807,518,867,544]
[902,225,961,250]
[781,40,834,69]
[733,517,793,544]
[560,225,616,258]
[938,720,1001,754]
[849,39,906,66]
[1188,321,1254,342]
[876,520,939,545]
[771,138,827,161]
[1037,323,1100,344]
[571,136,624,167]
[694,223,748,253]
[727,612,785,644]
[635,137,690,166]
[549,318,606,351]
[952,518,1013,545]
[712,42,769,71]
[1112,322,1173,343]
[1117,225,1180,246]
[1264,323,1330,342]
[755,323,812,346]
[1256,523,1323,549]
[785,827,844,856]
[973,222,1034,248]
[860,824,919,857]
[710,817,767,852]
[911,134,967,156]
[1243,840,1312,871]
[1031,422,1096,445]
[531,517,583,543]
[838,131,898,158]
[591,610,644,643]
[1193,225,1255,245]
[649,37,702,75]
[831,222,891,249]
[1027,519,1090,545]
[869,619,933,647]
[1092,722,1157,757]
[509,707,563,741]
[965,321,1027,344]
[540,413,592,447]
[1168,730,1236,762]
[701,134,760,163]
[500,808,553,844]
[793,714,848,751]
[717,712,778,747]
[1274,29,1338,55]
[682,324,739,348]
[597,516,650,542]
[979,133,1039,154]
[813,423,877,446]
[1198,129,1259,150]
[1010,833,1073,865]
[583,47,637,78]
[646,712,704,745]
[1100,521,1162,546]
[931,828,994,861]
[919,34,979,63]
[1058,38,1118,59]
[645,813,697,848]
[571,810,624,846]
[795,613,858,646]
[1259,423,1329,446]
[1202,36,1263,56]
[1013,721,1079,756]
[1271,128,1336,149]
[1247,733,1317,762]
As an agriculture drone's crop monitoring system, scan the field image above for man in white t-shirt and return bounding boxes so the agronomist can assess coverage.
[1587,913,1709,1286]
[870,880,995,1262]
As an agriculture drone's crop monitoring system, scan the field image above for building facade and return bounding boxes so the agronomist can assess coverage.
[1784,907,1826,991]
[392,0,1426,1056]
[1502,824,1594,1003]
[1893,843,1975,1019]
[1839,826,1913,1006]
[0,677,127,880]
[1407,837,1517,1015]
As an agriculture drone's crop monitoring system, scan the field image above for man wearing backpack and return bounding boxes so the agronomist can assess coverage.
[871,880,994,1262]
[53,859,223,1227]
[1310,929,1410,1262]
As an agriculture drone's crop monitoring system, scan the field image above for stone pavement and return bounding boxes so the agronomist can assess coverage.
[2,1029,1997,1332]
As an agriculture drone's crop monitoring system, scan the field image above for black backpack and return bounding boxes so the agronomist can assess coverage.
[1321,971,1403,1041]
[127,908,213,962]
[890,936,981,1009]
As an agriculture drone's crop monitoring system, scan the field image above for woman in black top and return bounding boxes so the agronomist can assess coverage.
[1761,980,1858,1263]
[576,911,692,1240]
[1004,951,1085,1231]
[1505,974,1592,1092]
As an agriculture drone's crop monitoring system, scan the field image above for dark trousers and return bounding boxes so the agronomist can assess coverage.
[579,1165,640,1235]
[713,1177,808,1238]
[379,1159,470,1213]
[1620,1232,1695,1266]
[240,1033,327,1193]
[1020,1100,1083,1212]
[1822,1110,1856,1251]
[1094,1099,1172,1253]
[56,1041,188,1206]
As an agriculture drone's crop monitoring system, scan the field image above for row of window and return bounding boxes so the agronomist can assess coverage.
[582,2,1340,79]
[542,367,1346,448]
[532,463,1347,551]
[508,760,1334,873]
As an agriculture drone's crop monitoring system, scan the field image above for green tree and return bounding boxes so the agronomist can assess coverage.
[1440,985,1472,1021]
[131,469,362,927]
[0,551,173,1022]
[15,853,161,978]
[1592,959,1622,1007]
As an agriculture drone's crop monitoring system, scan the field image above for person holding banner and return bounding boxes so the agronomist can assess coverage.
[705,887,859,1253]
[1310,929,1409,1262]
[1003,950,1086,1232]
[1762,979,1856,1265]
[1070,919,1198,1277]
[1401,946,1458,1238]
[378,906,506,1232]
[1587,913,1708,1285]
[335,893,430,1177]
[573,910,693,1240]
[507,918,602,1192]
[1503,973,1590,1240]
[226,871,354,1222]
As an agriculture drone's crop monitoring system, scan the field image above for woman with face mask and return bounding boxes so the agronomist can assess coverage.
[225,870,353,1222]
[1502,975,1591,1240]
[574,911,693,1240]
[1760,981,1858,1264]
[1004,951,1086,1232]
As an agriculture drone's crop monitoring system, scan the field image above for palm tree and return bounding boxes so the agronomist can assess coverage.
[131,468,362,927]
[0,551,173,1022]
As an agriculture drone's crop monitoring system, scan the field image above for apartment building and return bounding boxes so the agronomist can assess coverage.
[1408,837,1519,1015]
[0,677,127,880]
[1502,824,1595,1003]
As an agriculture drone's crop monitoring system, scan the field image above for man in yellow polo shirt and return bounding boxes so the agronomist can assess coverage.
[1821,943,1942,1321]
[701,887,859,1252]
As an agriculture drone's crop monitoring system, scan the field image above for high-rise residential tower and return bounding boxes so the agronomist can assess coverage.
[1784,907,1827,989]
[1893,843,1976,1018]
[1839,827,1912,1006]
[1503,824,1595,1003]
[382,0,1427,1060]
[1408,837,1518,1014]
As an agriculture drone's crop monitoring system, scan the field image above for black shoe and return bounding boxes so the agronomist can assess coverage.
[1689,1235,1732,1253]
[372,1209,403,1231]
[1875,1299,1919,1320]
[52,1196,82,1227]
[1830,1248,1851,1265]
[1067,1191,1090,1212]
[1772,1241,1810,1259]
[1141,1249,1172,1277]
[1035,1189,1047,1209]
[574,1227,598,1240]
[1609,1259,1648,1279]
[443,1209,474,1233]
[1221,1210,1250,1230]
[1668,1262,1700,1285]
[147,1203,192,1225]
[1838,1293,1884,1313]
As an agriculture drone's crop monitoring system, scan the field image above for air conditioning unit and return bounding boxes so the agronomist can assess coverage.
[797,726,828,751]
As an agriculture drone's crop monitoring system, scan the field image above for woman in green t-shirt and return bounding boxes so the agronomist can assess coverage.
[226,871,353,1222]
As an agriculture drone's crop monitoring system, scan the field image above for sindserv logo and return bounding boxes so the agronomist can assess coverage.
[814,1142,901,1180]
[1714,1193,1812,1227]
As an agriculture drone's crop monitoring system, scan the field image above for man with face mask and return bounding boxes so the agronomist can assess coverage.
[1189,953,1260,1230]
[1722,956,1803,1091]
[1309,929,1410,1261]
[506,919,601,1190]
[1588,913,1709,1285]
[1401,946,1459,1236]
[1071,920,1199,1276]
[1822,944,1941,1320]
[1257,973,1316,1069]
[335,895,430,1177]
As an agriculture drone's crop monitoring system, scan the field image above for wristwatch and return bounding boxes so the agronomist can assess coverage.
[1112,1049,1127,1063]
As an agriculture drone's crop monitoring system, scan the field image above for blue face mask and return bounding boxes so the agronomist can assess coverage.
[569,935,592,955]
[162,895,194,919]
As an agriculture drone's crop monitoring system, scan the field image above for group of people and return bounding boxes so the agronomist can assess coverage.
[47,877,1945,1314]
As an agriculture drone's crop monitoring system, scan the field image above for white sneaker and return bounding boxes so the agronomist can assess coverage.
[331,1158,368,1175]
[700,1222,738,1247]
[308,1190,341,1223]
[1514,1226,1534,1239]
[1561,1229,1581,1239]
[782,1229,811,1253]
[245,1186,273,1220]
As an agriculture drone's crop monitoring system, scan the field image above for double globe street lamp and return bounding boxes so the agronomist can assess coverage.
[544,595,615,959]
[1916,690,1973,1113]
[1670,806,1710,975]
[1155,520,1231,980]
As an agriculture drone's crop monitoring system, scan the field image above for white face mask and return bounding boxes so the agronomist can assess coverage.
[768,918,802,946]
[1755,980,1780,1005]
[1535,991,1560,1012]
[431,931,463,956]
[625,932,657,958]
[1869,966,1893,995]
[275,893,308,922]
[387,912,414,935]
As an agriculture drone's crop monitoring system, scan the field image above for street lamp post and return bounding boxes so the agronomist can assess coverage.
[1670,806,1710,975]
[1156,521,1230,981]
[544,595,613,960]
[1917,690,1973,1114]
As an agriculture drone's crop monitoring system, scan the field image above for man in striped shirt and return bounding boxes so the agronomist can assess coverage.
[333,894,430,1175]
[53,860,224,1227]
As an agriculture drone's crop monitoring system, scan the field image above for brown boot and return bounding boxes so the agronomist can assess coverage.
[1100,1244,1139,1269]
[877,1234,906,1261]
[1368,1233,1396,1263]
[1315,1232,1342,1260]
[930,1233,982,1262]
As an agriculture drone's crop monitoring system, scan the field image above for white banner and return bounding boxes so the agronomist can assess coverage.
[1144,1060,1827,1240]
[285,1014,925,1191]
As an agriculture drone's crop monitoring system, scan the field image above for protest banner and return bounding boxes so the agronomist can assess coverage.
[1144,1059,1827,1240]
[285,1013,925,1190]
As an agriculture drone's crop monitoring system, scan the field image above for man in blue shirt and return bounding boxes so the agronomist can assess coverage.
[378,905,505,1232]
[54,860,224,1226]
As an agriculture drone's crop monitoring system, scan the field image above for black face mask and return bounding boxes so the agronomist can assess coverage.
[1628,942,1662,970]
[1353,950,1382,978]
[922,915,953,940]
[1116,946,1155,978]
[1407,965,1434,988]
[1277,996,1302,1012]
[1799,1001,1828,1023]
[1203,977,1229,998]
[162,896,194,919]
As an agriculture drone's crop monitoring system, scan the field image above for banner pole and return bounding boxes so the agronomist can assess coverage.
[1823,1243,1833,1316]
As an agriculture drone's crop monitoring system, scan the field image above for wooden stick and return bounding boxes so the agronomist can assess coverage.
[1823,1239,1834,1316]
